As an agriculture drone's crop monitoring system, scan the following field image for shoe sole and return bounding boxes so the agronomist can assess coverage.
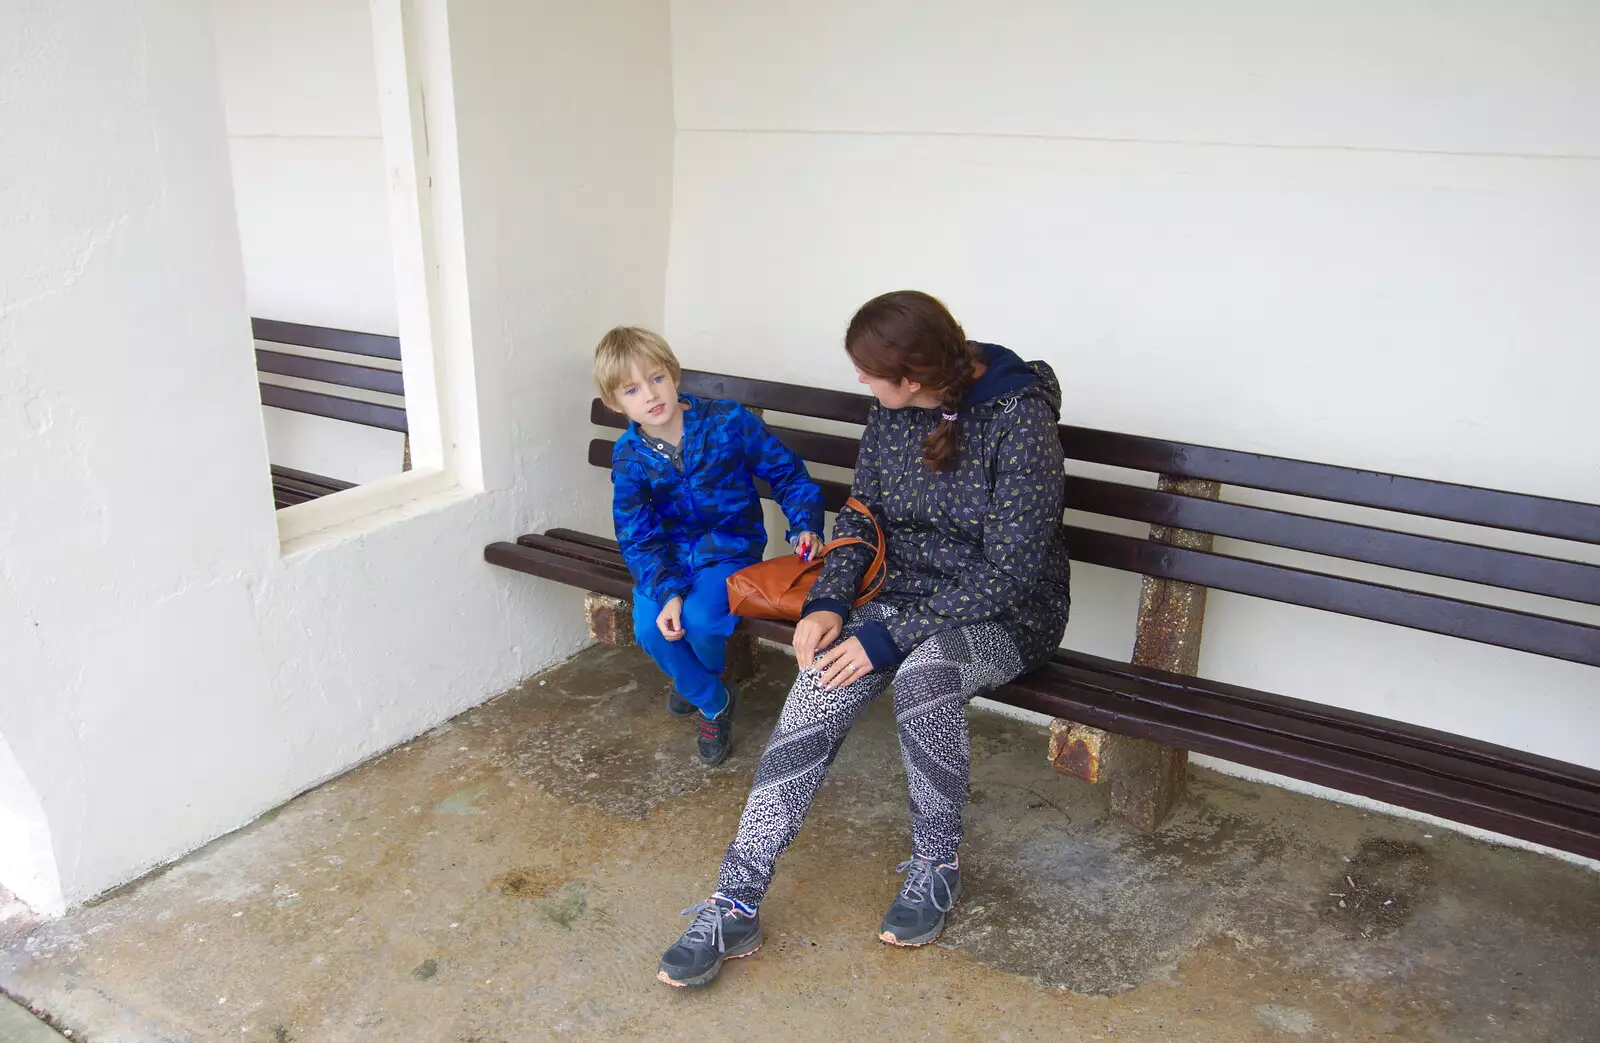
[698,745,731,766]
[879,883,961,947]
[655,933,763,988]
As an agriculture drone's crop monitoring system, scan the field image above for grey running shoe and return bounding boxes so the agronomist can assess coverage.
[656,895,762,987]
[667,690,696,717]
[879,855,960,946]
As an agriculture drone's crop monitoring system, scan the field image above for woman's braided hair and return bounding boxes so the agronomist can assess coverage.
[845,290,977,472]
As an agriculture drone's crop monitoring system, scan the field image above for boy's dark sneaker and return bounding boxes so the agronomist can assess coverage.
[657,895,762,987]
[666,690,696,717]
[696,685,736,765]
[879,855,960,946]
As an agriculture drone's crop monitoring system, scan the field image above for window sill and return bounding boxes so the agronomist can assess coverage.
[276,467,473,554]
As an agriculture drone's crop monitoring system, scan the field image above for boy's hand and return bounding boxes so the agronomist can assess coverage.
[657,597,685,641]
[793,532,821,561]
[793,610,843,669]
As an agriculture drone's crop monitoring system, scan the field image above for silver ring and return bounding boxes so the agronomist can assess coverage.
[846,662,857,672]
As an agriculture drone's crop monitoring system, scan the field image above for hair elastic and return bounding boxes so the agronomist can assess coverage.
[941,411,959,422]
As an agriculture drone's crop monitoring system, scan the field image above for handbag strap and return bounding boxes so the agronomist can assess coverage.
[812,497,887,605]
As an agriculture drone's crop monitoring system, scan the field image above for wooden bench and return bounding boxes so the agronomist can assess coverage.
[253,318,408,508]
[484,369,1600,860]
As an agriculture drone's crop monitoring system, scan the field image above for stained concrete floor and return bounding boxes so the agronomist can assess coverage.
[2,644,1597,1043]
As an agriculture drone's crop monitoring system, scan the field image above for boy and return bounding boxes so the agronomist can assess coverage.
[595,327,823,764]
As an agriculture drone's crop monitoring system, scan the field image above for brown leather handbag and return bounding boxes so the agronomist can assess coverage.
[726,497,886,621]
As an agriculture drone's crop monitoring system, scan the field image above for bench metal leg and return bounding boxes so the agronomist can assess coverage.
[583,592,758,685]
[1050,476,1220,831]
[723,631,759,686]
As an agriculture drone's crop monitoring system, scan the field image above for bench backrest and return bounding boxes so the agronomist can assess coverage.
[588,369,1600,669]
[253,318,408,434]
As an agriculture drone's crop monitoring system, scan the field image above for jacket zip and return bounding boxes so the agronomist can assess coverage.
[678,408,699,571]
[909,414,930,524]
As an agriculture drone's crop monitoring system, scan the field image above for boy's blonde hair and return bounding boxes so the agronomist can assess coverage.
[593,326,683,407]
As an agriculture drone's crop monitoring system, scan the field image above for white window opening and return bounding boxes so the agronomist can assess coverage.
[213,0,472,543]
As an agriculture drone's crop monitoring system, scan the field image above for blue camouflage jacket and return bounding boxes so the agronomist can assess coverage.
[611,395,824,605]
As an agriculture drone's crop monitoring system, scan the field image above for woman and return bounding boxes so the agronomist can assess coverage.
[657,290,1072,988]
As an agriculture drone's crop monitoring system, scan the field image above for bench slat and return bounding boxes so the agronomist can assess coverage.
[1067,477,1600,607]
[1047,661,1600,816]
[1053,646,1600,805]
[270,464,355,509]
[1066,526,1600,667]
[257,349,405,396]
[271,475,344,501]
[261,384,410,434]
[269,464,356,495]
[485,541,634,599]
[543,528,625,553]
[1060,425,1600,546]
[251,318,402,361]
[1008,666,1600,860]
[680,370,870,425]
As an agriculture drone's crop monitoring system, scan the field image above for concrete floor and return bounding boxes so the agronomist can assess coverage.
[2,644,1597,1043]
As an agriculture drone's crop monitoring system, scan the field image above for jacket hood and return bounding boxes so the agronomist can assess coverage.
[963,343,1061,417]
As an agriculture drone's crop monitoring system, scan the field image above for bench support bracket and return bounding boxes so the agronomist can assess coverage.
[584,592,635,648]
[1050,476,1221,830]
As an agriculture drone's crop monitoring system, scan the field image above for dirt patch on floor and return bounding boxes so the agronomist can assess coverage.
[508,647,786,820]
[488,866,561,900]
[1320,838,1433,940]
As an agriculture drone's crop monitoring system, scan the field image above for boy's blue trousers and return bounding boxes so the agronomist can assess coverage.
[632,560,749,718]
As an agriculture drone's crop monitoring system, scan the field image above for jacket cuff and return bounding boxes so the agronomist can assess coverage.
[854,621,905,671]
[645,581,689,606]
[786,500,826,543]
[802,597,851,621]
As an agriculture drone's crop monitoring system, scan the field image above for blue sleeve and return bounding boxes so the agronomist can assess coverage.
[611,461,689,605]
[738,404,824,541]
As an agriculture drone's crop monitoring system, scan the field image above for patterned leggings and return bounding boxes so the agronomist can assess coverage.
[717,601,1027,908]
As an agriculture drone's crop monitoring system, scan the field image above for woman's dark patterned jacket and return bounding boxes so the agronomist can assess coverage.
[805,343,1071,671]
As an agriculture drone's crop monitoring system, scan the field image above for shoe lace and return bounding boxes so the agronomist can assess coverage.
[678,899,728,953]
[895,857,956,912]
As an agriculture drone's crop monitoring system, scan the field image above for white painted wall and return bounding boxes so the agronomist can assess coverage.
[0,0,672,912]
[212,0,408,484]
[664,2,1600,782]
[0,739,56,916]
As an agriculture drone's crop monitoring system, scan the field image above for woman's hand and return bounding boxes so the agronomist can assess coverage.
[812,636,872,691]
[793,531,821,560]
[793,610,842,669]
[656,596,685,641]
